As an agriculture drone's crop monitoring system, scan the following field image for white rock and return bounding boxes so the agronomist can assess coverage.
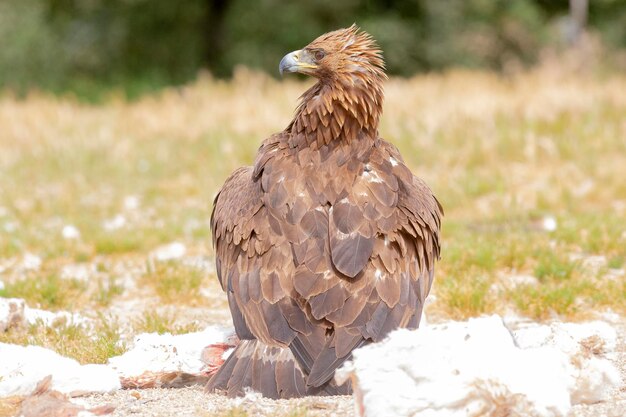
[542,216,557,232]
[108,325,230,377]
[24,306,89,327]
[1,298,89,330]
[151,242,186,261]
[605,268,624,281]
[123,195,140,210]
[183,256,215,273]
[102,214,126,231]
[21,253,42,271]
[599,310,622,324]
[512,320,617,354]
[581,255,607,274]
[61,263,97,282]
[336,315,621,417]
[512,320,620,405]
[570,354,620,404]
[0,343,121,396]
[62,225,81,240]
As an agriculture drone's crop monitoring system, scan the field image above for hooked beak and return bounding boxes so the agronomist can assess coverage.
[279,50,318,76]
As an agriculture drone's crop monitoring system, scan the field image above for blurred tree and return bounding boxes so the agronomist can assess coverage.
[204,0,229,74]
[46,0,205,83]
[0,0,624,98]
[567,0,588,45]
[588,0,626,50]
[0,0,66,91]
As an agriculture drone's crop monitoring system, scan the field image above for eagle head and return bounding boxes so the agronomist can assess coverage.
[279,24,386,85]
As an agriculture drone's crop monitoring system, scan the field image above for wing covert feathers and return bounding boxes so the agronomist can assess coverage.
[209,136,442,398]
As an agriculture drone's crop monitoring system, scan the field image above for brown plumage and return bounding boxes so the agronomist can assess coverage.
[207,25,443,399]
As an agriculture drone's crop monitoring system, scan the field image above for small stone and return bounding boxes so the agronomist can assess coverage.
[103,214,126,231]
[62,225,80,240]
[504,274,539,288]
[60,264,97,282]
[123,195,141,210]
[0,298,26,332]
[22,253,42,271]
[151,242,186,261]
[581,255,607,274]
[542,216,557,232]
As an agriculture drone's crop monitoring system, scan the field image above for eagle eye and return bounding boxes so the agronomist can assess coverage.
[314,50,326,61]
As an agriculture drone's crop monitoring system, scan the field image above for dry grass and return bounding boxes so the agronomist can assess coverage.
[1,63,626,362]
[134,310,201,335]
[0,397,22,417]
[141,261,206,305]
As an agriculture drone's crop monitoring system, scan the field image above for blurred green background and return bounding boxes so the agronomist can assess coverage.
[1,0,625,99]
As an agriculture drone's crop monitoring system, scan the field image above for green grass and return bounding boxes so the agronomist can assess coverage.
[92,276,124,307]
[431,210,626,319]
[0,274,86,311]
[0,271,124,310]
[533,251,578,283]
[141,261,206,304]
[608,256,624,269]
[436,271,495,318]
[510,283,581,320]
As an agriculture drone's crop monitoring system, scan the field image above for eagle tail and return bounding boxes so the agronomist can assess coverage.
[205,339,350,398]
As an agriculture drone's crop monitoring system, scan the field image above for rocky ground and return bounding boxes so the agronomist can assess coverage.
[4,314,621,417]
[74,319,625,417]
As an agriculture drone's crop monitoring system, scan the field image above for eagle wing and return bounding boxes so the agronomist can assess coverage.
[211,165,263,341]
[210,135,442,395]
[299,139,442,386]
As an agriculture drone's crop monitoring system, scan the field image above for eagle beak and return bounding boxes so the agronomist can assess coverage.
[279,50,317,76]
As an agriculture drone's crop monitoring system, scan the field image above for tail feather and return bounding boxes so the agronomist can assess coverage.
[206,339,351,399]
[274,348,306,397]
[226,340,255,396]
[307,335,365,388]
[252,344,279,399]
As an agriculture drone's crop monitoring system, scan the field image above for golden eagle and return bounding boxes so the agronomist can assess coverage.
[208,25,442,398]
